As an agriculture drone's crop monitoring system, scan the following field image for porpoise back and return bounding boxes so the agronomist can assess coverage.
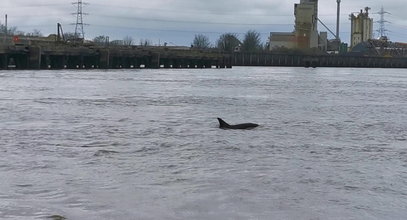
[217,118,259,130]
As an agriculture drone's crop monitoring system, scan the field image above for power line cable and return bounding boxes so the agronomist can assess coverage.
[91,24,273,35]
[89,14,292,26]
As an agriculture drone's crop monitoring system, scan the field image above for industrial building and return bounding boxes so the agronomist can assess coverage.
[269,0,327,51]
[294,0,319,49]
[349,8,373,49]
[268,32,296,50]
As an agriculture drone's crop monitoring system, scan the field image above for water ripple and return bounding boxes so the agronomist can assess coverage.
[1,68,407,219]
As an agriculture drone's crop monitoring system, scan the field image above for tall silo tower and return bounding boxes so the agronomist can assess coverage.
[295,0,319,49]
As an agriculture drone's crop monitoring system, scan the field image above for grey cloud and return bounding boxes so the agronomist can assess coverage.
[0,0,405,45]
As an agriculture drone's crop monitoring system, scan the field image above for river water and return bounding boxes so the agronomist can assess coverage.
[0,67,406,220]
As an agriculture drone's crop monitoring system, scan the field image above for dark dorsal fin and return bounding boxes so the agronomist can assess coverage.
[217,118,230,128]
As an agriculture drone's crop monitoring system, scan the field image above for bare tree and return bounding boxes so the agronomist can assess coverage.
[0,24,18,35]
[123,36,133,46]
[192,34,211,49]
[25,29,43,37]
[216,33,241,52]
[140,39,152,47]
[64,32,81,41]
[93,35,109,45]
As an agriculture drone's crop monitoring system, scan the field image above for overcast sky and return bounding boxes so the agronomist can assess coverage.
[1,0,406,46]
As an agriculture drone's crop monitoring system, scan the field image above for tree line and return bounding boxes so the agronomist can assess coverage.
[1,23,266,53]
[0,23,43,37]
[192,30,268,53]
[92,30,267,53]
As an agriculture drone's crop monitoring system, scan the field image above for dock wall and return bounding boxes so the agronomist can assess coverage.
[0,45,232,70]
[233,53,407,68]
[2,46,407,70]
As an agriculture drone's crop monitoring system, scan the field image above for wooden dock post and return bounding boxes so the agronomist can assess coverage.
[28,46,42,69]
[150,53,160,68]
[0,54,7,69]
[99,49,110,69]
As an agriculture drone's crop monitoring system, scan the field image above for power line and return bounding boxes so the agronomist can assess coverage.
[1,3,66,8]
[89,3,288,17]
[89,14,292,26]
[89,3,349,18]
[376,6,390,38]
[1,2,349,18]
[9,12,346,28]
[90,24,273,35]
[1,2,355,27]
[72,0,88,40]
